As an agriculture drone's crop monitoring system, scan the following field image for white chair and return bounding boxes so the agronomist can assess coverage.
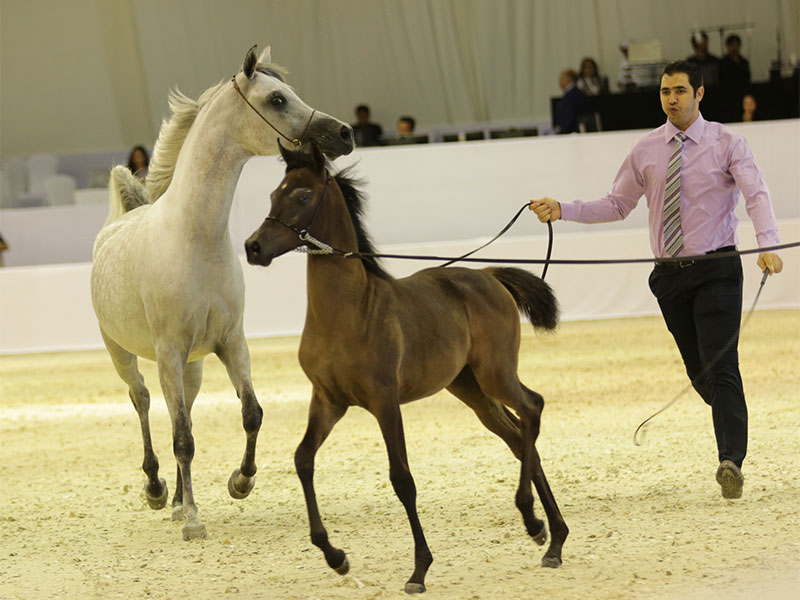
[0,157,29,208]
[43,174,77,206]
[26,153,59,196]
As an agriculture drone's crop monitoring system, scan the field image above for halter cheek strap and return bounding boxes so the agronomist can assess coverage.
[231,75,316,149]
[264,174,340,254]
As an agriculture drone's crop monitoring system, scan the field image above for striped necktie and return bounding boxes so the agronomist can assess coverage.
[663,132,687,257]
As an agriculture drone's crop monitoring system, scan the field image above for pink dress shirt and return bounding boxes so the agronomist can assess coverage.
[560,114,781,258]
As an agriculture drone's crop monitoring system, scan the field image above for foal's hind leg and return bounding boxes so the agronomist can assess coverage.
[170,359,203,521]
[520,384,569,567]
[450,367,567,567]
[101,331,167,510]
[216,333,263,500]
[295,391,350,575]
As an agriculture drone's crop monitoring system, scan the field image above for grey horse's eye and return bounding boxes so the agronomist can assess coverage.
[269,93,286,108]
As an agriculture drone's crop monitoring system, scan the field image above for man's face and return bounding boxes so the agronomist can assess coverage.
[660,72,703,130]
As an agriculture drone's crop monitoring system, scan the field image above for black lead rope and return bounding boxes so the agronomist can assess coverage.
[437,202,553,280]
[633,268,771,446]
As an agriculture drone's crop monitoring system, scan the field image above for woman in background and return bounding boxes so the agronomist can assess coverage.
[577,57,609,95]
[126,145,150,182]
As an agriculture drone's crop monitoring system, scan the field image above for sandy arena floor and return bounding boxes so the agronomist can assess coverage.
[1,311,798,600]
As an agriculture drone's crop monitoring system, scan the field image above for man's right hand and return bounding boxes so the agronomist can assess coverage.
[529,197,562,222]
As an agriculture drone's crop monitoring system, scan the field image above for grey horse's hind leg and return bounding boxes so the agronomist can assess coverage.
[156,348,205,540]
[171,359,203,521]
[216,334,262,500]
[100,331,167,510]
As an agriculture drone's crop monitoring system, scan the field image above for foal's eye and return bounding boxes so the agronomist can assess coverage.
[269,93,286,108]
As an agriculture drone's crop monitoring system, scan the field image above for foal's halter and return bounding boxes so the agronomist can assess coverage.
[231,75,315,149]
[264,174,339,255]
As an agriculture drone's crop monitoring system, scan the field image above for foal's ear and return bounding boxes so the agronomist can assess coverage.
[278,140,294,165]
[243,44,258,79]
[257,45,272,65]
[310,140,325,174]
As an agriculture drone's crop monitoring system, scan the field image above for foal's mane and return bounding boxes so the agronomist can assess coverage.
[333,168,393,281]
[146,63,289,202]
[284,151,392,280]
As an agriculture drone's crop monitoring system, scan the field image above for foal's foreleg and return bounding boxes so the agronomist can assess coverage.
[217,335,263,500]
[295,392,349,574]
[374,402,433,594]
[157,349,205,540]
[101,331,167,510]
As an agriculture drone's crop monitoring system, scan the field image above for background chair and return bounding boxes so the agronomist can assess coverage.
[43,174,77,206]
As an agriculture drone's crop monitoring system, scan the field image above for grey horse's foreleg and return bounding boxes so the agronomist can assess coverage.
[157,348,205,540]
[171,359,203,520]
[217,335,262,499]
[101,331,167,509]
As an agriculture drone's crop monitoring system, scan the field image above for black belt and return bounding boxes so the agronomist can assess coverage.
[655,245,737,270]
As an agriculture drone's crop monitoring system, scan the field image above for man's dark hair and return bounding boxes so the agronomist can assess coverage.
[662,60,704,94]
[725,34,742,47]
[399,116,416,130]
[355,104,370,114]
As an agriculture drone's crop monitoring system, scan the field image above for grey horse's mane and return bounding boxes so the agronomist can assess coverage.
[146,63,288,202]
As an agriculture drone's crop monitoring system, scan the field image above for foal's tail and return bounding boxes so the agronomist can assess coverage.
[104,165,150,225]
[487,267,559,331]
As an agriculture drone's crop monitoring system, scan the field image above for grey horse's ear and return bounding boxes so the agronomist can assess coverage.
[257,45,272,65]
[310,141,325,174]
[243,44,258,79]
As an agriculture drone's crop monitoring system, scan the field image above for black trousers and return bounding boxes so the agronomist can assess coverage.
[648,251,746,467]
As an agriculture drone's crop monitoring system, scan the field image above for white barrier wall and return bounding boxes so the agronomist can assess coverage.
[1,120,798,354]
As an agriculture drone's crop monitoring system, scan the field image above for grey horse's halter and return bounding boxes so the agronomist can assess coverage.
[231,75,316,149]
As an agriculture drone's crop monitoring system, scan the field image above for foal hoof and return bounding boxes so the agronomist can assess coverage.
[404,582,426,594]
[541,555,562,569]
[334,556,350,575]
[531,523,548,546]
[182,520,207,541]
[144,478,168,510]
[228,469,255,500]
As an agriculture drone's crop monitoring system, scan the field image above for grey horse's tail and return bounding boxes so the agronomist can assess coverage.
[487,267,559,331]
[105,165,150,225]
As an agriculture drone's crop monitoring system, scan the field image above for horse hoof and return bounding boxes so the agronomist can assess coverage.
[531,524,548,546]
[541,556,562,569]
[182,520,207,541]
[334,556,350,575]
[144,478,168,510]
[172,503,184,522]
[228,469,255,500]
[404,582,426,594]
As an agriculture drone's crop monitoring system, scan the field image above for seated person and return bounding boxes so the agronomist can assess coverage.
[577,57,609,95]
[396,116,416,137]
[351,104,383,147]
[555,69,592,134]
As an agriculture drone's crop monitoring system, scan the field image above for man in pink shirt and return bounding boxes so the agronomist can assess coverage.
[530,60,783,500]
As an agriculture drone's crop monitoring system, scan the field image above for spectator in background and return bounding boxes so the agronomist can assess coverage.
[555,69,592,134]
[741,93,758,122]
[720,34,751,87]
[617,40,636,92]
[577,57,609,95]
[396,116,416,137]
[687,31,720,87]
[351,104,383,147]
[127,145,149,182]
[0,231,8,267]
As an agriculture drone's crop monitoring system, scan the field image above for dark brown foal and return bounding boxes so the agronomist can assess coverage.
[245,142,568,593]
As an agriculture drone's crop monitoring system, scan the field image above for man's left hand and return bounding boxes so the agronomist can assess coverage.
[757,252,783,275]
